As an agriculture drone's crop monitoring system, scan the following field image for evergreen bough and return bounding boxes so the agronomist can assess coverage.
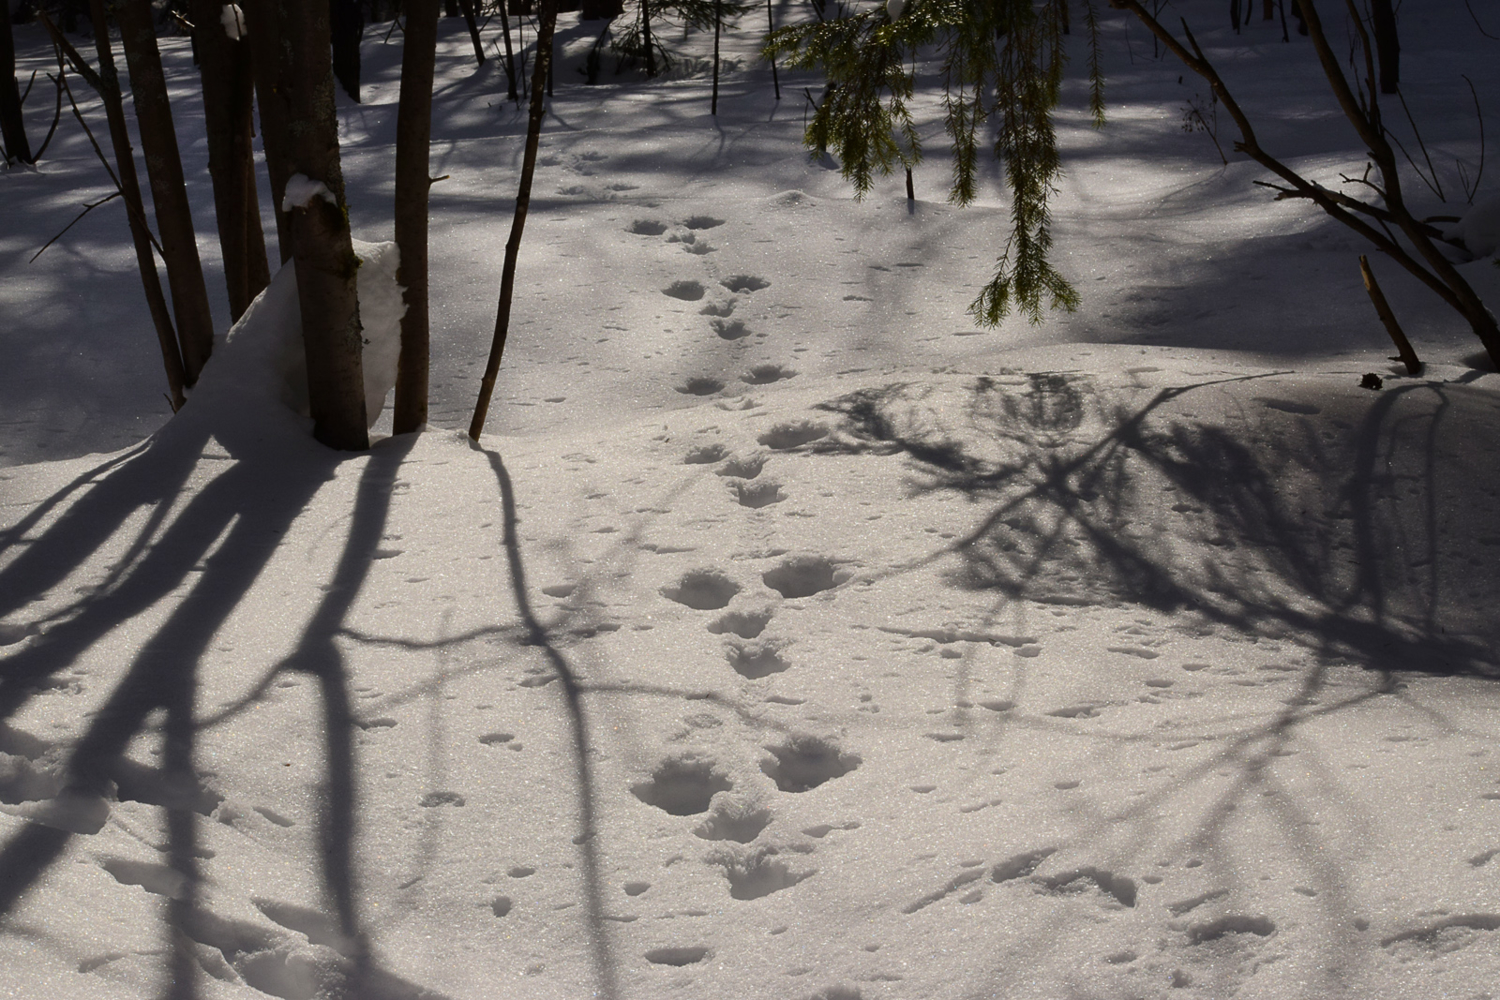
[766,0,1105,325]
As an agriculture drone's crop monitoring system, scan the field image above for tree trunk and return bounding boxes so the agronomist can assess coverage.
[330,0,363,102]
[580,0,623,19]
[710,2,720,114]
[271,0,369,450]
[470,0,557,440]
[242,0,294,263]
[115,0,216,384]
[1,7,34,164]
[393,0,438,434]
[1370,0,1399,94]
[190,0,268,322]
[456,0,485,65]
[51,7,186,409]
[497,2,518,99]
[641,0,656,78]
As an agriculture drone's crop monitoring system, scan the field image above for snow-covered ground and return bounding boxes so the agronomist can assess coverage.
[3,4,1500,998]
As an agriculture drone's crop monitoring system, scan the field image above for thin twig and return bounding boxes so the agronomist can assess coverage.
[20,69,37,104]
[1359,254,1421,375]
[30,191,121,262]
[46,35,166,258]
[1458,74,1485,202]
[31,70,66,161]
[1461,0,1499,40]
[1394,89,1443,201]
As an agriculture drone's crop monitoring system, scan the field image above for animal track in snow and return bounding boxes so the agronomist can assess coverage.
[663,279,706,301]
[757,421,828,450]
[1380,913,1500,951]
[721,275,770,293]
[716,847,812,899]
[742,364,797,385]
[683,443,729,464]
[645,946,710,966]
[631,757,732,815]
[661,569,740,610]
[716,455,765,479]
[419,791,465,808]
[802,821,860,838]
[979,699,1016,713]
[763,556,845,598]
[1036,867,1137,907]
[762,736,860,792]
[725,639,790,679]
[707,609,772,639]
[735,480,785,508]
[479,732,523,752]
[628,219,668,235]
[681,215,725,230]
[491,896,512,917]
[1185,914,1278,943]
[711,318,751,340]
[676,377,724,395]
[99,857,189,899]
[624,881,651,896]
[991,848,1056,883]
[1167,889,1229,915]
[693,799,772,842]
[700,300,736,317]
[1046,704,1101,719]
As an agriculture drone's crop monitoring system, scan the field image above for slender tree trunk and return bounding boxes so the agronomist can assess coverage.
[766,0,779,100]
[190,0,268,322]
[271,0,369,450]
[470,0,557,440]
[330,0,364,102]
[48,8,185,409]
[1,8,34,164]
[241,0,293,263]
[1370,0,1399,94]
[641,0,656,78]
[497,2,519,99]
[393,0,438,434]
[710,2,720,114]
[115,0,216,384]
[457,0,486,65]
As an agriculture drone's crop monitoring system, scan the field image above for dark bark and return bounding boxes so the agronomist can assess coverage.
[1,7,34,164]
[241,0,293,263]
[497,2,518,99]
[456,0,485,65]
[330,0,363,102]
[48,7,185,409]
[766,0,778,100]
[114,0,216,385]
[272,0,369,450]
[190,0,268,322]
[470,0,557,440]
[1370,0,1399,94]
[641,0,656,77]
[393,0,438,434]
[580,0,623,18]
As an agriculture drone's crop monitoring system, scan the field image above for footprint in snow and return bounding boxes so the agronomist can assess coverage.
[707,608,773,639]
[734,480,785,508]
[762,555,847,598]
[742,363,797,385]
[711,318,751,340]
[628,219,668,236]
[661,569,740,610]
[645,945,710,966]
[715,454,766,479]
[762,735,860,792]
[683,443,729,464]
[662,279,705,301]
[676,376,724,396]
[681,215,725,230]
[721,275,770,293]
[714,846,813,899]
[631,756,732,815]
[693,797,772,842]
[725,639,790,679]
[757,420,827,450]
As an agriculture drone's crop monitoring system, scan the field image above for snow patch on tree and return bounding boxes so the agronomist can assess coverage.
[280,173,337,212]
[221,4,247,40]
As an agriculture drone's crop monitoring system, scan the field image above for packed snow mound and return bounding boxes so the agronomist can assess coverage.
[199,238,404,432]
[1445,194,1500,258]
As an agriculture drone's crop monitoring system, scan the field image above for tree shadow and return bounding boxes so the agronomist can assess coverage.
[0,401,449,998]
[815,371,1499,678]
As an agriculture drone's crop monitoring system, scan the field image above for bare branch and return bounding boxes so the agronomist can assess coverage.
[29,191,121,263]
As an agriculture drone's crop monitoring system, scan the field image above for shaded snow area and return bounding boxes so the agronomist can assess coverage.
[3,6,1500,1000]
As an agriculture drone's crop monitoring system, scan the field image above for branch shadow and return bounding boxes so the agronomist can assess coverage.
[0,403,449,998]
[815,372,1499,677]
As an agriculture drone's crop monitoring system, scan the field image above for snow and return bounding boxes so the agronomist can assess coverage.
[220,3,247,42]
[281,173,338,213]
[1446,194,1500,258]
[2,6,1500,1000]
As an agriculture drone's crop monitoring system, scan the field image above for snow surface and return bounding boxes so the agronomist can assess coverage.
[3,6,1500,1000]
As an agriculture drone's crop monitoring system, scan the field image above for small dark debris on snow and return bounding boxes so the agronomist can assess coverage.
[1360,373,1383,390]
